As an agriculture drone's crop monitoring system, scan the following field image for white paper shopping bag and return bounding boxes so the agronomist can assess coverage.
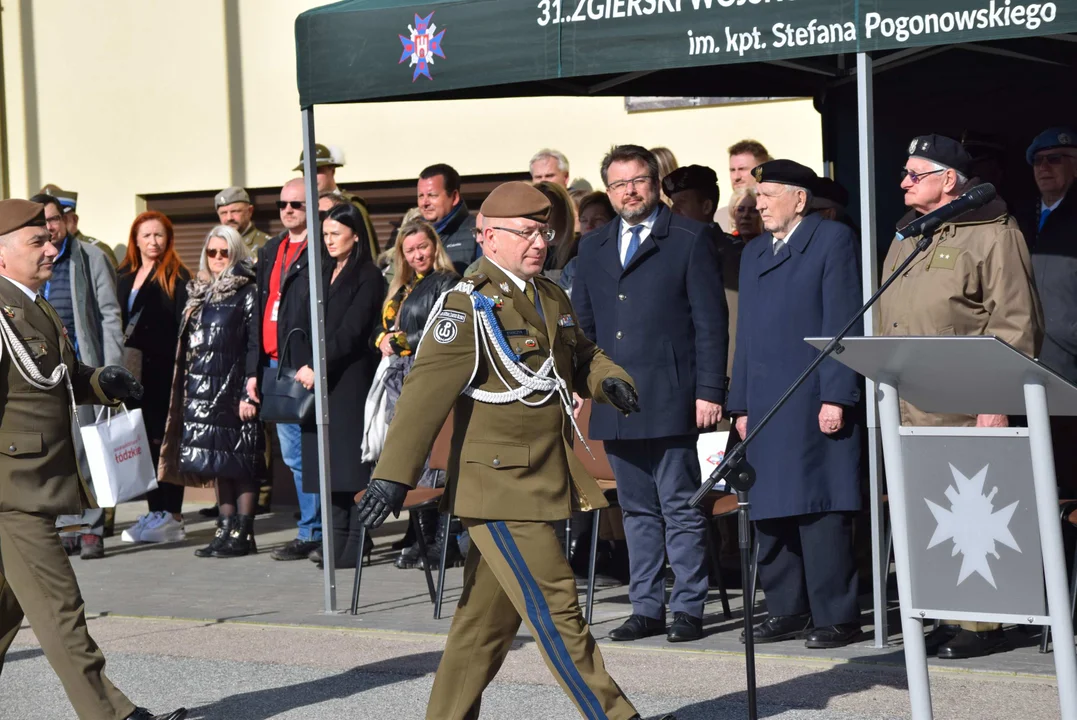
[80,406,157,507]
[697,431,730,489]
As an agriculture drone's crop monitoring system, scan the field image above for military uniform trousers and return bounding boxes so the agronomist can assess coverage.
[428,519,637,720]
[0,510,135,720]
[755,512,859,628]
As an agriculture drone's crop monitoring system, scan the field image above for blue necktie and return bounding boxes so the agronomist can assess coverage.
[623,226,642,267]
[1039,206,1053,232]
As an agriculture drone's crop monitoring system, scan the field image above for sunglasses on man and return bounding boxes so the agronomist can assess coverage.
[1033,153,1069,168]
[276,200,306,210]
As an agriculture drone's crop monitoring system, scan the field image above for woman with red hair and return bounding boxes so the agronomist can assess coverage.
[116,211,192,545]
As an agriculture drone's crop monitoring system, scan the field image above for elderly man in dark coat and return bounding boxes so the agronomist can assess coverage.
[727,160,864,649]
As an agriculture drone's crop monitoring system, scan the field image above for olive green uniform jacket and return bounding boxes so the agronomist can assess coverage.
[879,197,1044,427]
[0,276,118,516]
[373,258,634,521]
[241,224,271,255]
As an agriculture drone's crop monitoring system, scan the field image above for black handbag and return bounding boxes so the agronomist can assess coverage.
[259,328,316,425]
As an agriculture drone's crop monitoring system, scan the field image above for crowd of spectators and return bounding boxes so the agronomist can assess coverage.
[39,123,1077,659]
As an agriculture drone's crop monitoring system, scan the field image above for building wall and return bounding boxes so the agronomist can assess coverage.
[2,0,823,247]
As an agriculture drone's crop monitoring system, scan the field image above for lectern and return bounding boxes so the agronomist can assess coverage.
[807,335,1077,720]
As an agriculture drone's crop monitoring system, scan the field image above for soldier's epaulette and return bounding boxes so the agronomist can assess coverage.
[461,272,490,290]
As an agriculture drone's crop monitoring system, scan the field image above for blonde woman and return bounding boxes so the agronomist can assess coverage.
[729,186,764,241]
[651,146,680,205]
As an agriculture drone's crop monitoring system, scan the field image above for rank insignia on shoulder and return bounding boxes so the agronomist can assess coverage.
[558,314,575,328]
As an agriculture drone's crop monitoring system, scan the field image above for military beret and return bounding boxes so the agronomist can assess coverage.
[40,183,77,212]
[810,177,849,211]
[293,143,344,171]
[908,134,972,176]
[751,159,818,188]
[0,199,47,236]
[480,181,551,222]
[1026,127,1077,165]
[662,165,719,198]
[215,186,251,208]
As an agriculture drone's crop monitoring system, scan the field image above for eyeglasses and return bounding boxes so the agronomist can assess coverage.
[899,168,946,184]
[276,200,306,210]
[44,215,65,226]
[607,175,653,193]
[1033,153,1067,167]
[492,226,556,244]
[206,248,229,259]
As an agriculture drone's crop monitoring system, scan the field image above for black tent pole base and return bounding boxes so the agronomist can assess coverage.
[738,495,758,720]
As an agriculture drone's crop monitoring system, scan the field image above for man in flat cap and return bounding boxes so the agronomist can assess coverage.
[575,145,728,645]
[357,182,665,720]
[0,200,185,720]
[41,184,119,267]
[293,143,380,261]
[215,186,270,253]
[728,159,864,650]
[879,134,1043,659]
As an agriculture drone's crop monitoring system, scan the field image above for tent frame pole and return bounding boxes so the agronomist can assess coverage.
[856,52,887,649]
[302,105,337,614]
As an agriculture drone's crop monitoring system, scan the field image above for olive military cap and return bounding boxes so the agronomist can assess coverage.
[0,199,47,236]
[480,181,552,222]
[215,186,251,208]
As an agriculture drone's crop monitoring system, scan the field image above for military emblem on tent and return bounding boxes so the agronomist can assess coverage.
[399,12,446,82]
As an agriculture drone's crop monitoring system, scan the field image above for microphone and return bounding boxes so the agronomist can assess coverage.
[895,183,997,241]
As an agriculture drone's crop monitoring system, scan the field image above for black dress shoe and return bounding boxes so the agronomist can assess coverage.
[924,623,961,655]
[741,613,812,644]
[937,628,1008,659]
[127,707,188,720]
[667,612,703,643]
[271,538,321,561]
[198,504,220,518]
[608,614,665,642]
[805,623,861,649]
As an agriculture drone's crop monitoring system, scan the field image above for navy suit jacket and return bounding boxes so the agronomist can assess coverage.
[573,204,729,441]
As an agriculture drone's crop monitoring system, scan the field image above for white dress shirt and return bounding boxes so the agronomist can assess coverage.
[484,256,537,298]
[772,218,804,251]
[619,207,660,265]
[1,275,39,302]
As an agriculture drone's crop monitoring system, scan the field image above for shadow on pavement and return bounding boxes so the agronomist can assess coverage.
[3,647,44,664]
[185,650,443,720]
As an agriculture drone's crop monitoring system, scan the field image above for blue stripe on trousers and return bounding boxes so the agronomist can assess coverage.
[488,521,606,720]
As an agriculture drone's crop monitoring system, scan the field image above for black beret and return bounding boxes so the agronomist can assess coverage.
[751,159,818,188]
[0,199,46,236]
[810,177,849,211]
[662,165,718,198]
[908,134,972,176]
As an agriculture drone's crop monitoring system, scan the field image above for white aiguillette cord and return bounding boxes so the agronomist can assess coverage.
[0,306,78,414]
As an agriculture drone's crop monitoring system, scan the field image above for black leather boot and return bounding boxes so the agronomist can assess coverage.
[195,516,233,558]
[213,515,256,558]
[394,509,438,569]
[422,512,463,569]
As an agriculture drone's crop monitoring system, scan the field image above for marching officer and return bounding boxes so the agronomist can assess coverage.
[357,182,670,720]
[880,135,1043,659]
[0,200,186,720]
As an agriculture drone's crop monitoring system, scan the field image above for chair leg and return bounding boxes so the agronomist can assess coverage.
[586,509,601,625]
[412,512,437,604]
[350,524,367,615]
[434,512,453,620]
[705,518,731,620]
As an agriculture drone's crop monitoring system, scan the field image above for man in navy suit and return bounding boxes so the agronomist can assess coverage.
[573,145,729,643]
[728,160,864,649]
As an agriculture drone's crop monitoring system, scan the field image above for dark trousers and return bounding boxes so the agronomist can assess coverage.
[147,481,185,514]
[755,512,859,627]
[604,435,709,619]
[329,491,365,569]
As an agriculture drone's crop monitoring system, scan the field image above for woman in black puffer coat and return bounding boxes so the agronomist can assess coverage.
[159,225,264,558]
[371,220,459,569]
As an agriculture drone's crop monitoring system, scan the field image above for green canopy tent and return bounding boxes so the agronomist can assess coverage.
[293,5,1077,706]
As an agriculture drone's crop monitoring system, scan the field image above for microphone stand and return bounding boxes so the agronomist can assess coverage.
[691,226,939,720]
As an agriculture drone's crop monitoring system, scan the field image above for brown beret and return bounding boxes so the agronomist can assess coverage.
[480,181,551,222]
[0,199,47,236]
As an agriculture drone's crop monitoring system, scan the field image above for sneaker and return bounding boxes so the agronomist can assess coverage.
[120,512,159,543]
[80,534,105,560]
[139,514,187,543]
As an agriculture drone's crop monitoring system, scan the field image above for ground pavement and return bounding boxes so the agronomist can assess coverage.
[0,503,1067,719]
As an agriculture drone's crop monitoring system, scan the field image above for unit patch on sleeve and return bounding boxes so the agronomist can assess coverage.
[438,309,468,323]
[433,319,459,344]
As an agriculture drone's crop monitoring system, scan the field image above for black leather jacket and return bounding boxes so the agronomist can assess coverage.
[398,271,460,351]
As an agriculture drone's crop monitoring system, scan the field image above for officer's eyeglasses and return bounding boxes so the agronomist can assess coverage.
[1033,153,1067,167]
[899,168,946,184]
[493,226,556,244]
[44,215,65,226]
[276,201,306,210]
[607,176,653,194]
[206,248,230,259]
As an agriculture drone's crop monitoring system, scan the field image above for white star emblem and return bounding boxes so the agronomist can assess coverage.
[925,464,1021,588]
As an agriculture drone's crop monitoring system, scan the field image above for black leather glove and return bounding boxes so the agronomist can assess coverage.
[602,378,640,415]
[98,366,144,402]
[356,478,410,529]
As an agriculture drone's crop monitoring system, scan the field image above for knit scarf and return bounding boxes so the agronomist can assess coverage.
[184,267,251,318]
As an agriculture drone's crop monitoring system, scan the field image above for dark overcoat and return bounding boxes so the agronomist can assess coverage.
[725,212,863,521]
[290,247,386,495]
[573,204,729,441]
